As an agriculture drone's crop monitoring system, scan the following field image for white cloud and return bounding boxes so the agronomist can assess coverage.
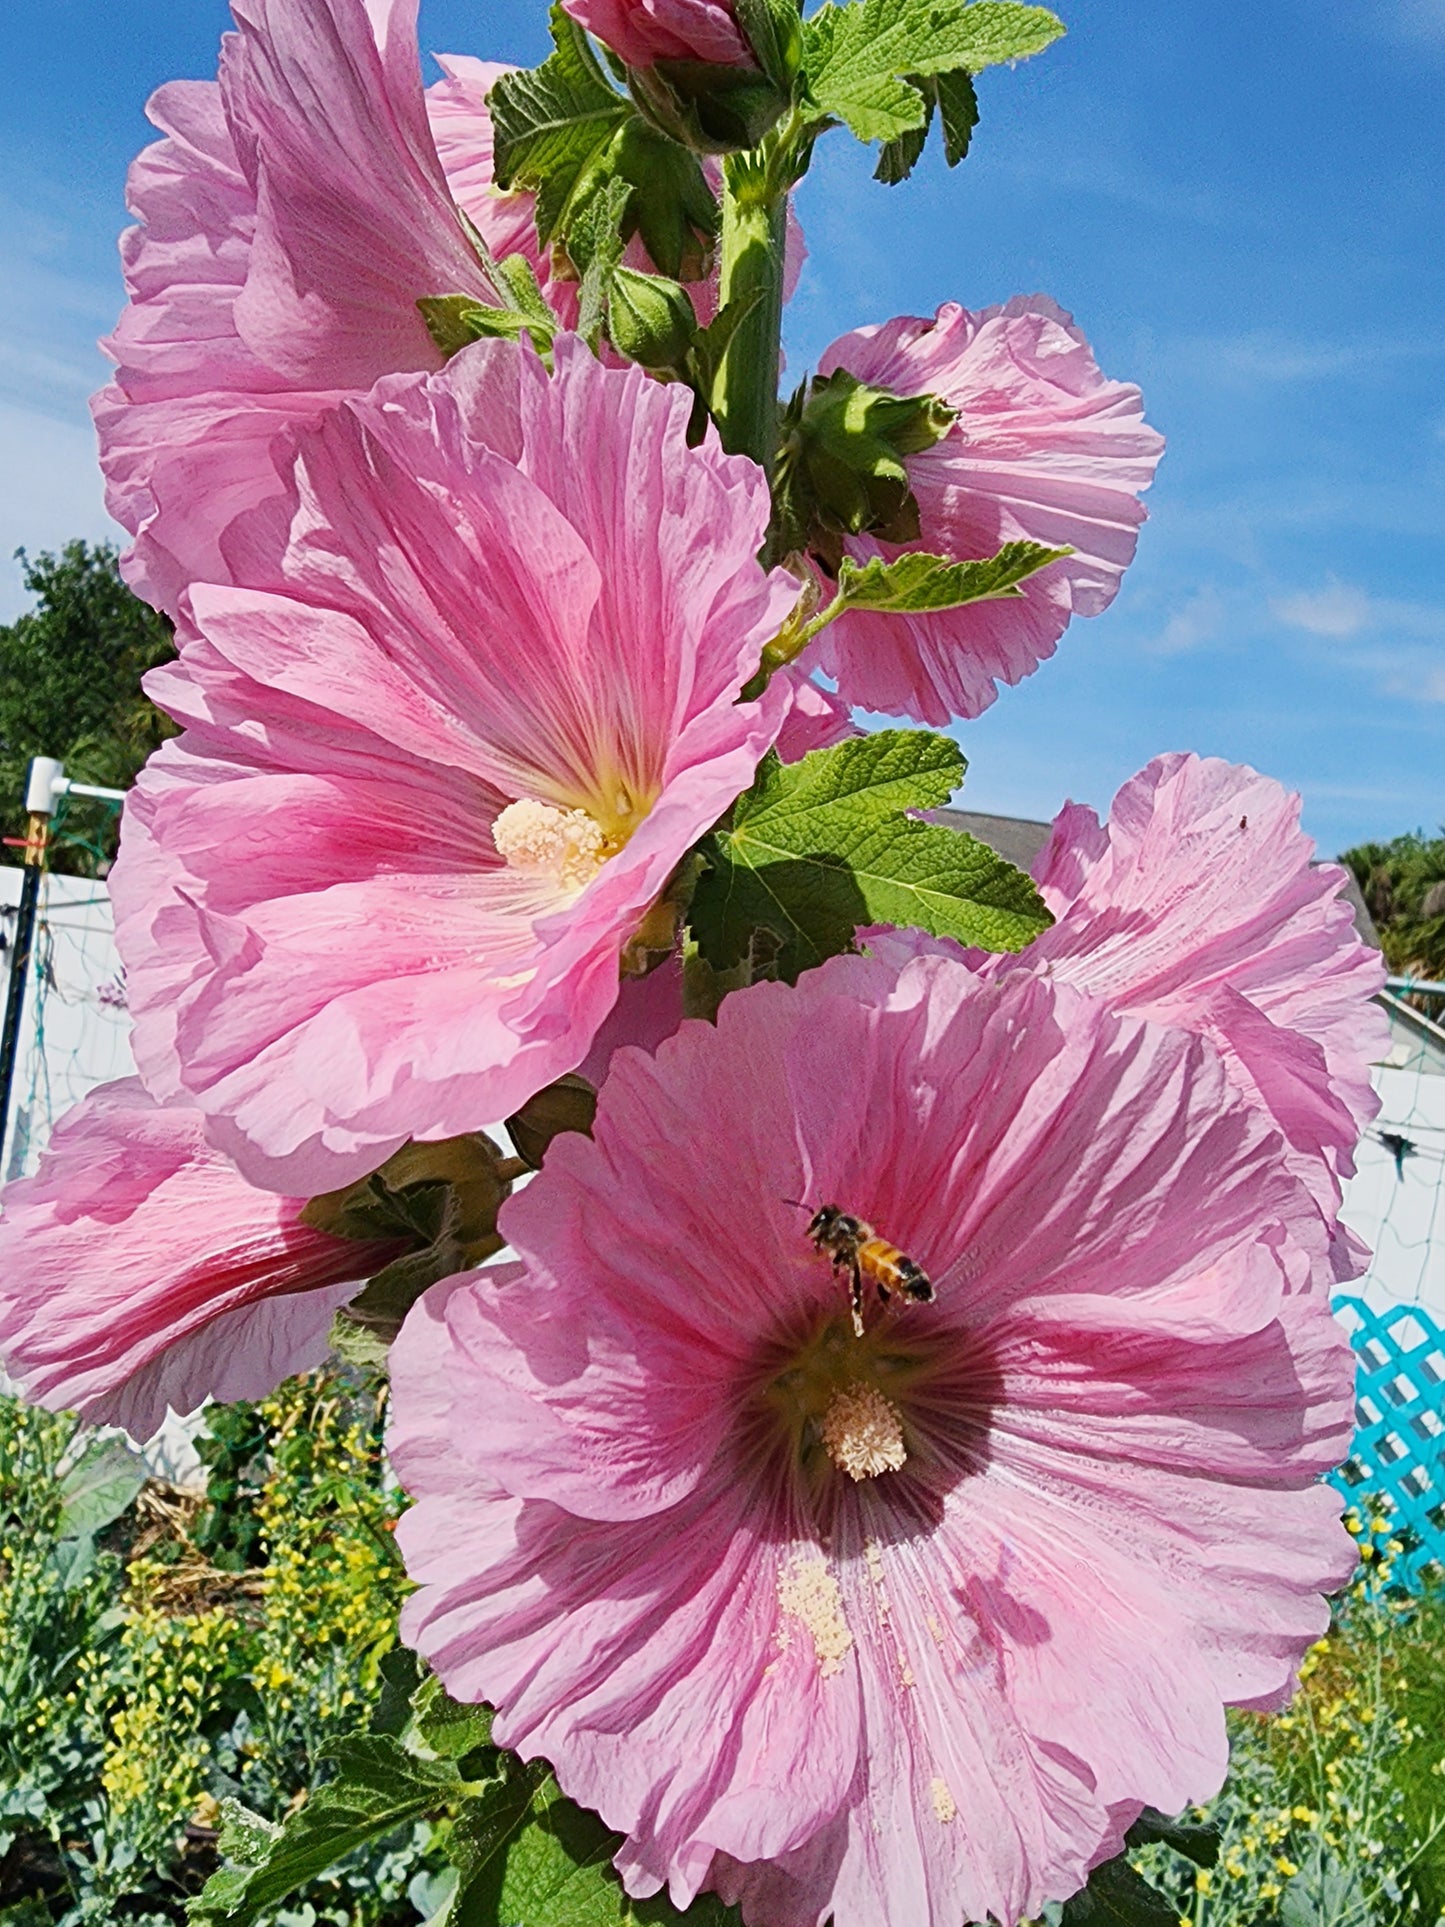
[1395,0,1445,40]
[1160,332,1445,388]
[1148,586,1224,657]
[0,402,119,621]
[1271,577,1445,702]
[1272,581,1375,638]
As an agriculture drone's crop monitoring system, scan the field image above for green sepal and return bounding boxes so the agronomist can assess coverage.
[689,730,1052,980]
[418,294,555,359]
[774,368,957,558]
[629,58,790,154]
[733,0,805,91]
[494,251,561,327]
[568,176,632,346]
[608,117,718,281]
[305,1133,516,1353]
[608,266,699,370]
[834,539,1070,613]
[875,67,978,181]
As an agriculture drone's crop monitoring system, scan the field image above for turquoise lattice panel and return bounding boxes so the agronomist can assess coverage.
[1332,1294,1445,1589]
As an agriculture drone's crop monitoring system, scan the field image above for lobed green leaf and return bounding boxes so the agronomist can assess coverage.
[1060,1854,1185,1927]
[489,7,631,244]
[690,731,1052,978]
[1124,1806,1221,1869]
[834,540,1070,613]
[188,1737,463,1924]
[875,67,979,181]
[804,0,1063,143]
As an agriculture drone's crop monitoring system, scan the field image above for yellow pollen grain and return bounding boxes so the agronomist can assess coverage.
[777,1554,853,1678]
[492,797,607,890]
[822,1382,908,1482]
[931,1777,957,1824]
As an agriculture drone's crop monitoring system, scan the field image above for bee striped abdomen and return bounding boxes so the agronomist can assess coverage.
[860,1240,934,1304]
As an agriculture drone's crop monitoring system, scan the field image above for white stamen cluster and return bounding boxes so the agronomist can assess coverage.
[821,1381,908,1481]
[492,797,607,891]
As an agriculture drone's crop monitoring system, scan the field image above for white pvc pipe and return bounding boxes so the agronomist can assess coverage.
[23,756,65,815]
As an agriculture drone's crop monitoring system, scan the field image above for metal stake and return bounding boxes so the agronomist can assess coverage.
[0,758,62,1176]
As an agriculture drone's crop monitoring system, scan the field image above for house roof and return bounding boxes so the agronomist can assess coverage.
[931,808,1380,947]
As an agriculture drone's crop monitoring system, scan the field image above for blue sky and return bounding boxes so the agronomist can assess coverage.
[2,0,1442,856]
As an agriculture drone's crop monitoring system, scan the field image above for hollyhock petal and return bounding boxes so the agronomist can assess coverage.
[774,673,859,761]
[94,3,559,615]
[425,56,583,326]
[1010,753,1388,1199]
[113,337,798,1193]
[0,1082,386,1440]
[392,952,1356,1924]
[577,959,685,1088]
[561,0,755,70]
[95,3,799,614]
[813,297,1164,725]
[224,0,488,386]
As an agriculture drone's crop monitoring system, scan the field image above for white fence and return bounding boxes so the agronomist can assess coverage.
[0,867,133,1181]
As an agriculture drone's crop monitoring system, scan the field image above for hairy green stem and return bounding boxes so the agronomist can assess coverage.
[712,154,789,472]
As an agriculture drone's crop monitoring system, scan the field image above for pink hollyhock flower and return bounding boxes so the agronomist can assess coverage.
[975,754,1385,1207]
[112,336,799,1196]
[0,1082,392,1442]
[563,0,754,70]
[91,0,569,616]
[391,950,1357,1927]
[812,297,1164,726]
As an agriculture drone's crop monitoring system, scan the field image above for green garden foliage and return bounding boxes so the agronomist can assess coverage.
[0,542,173,877]
[8,1380,1445,1927]
[1344,833,1445,985]
[0,1373,440,1924]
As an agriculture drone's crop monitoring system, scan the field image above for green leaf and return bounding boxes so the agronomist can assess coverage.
[411,1674,496,1763]
[489,7,632,245]
[804,0,1063,143]
[690,731,1051,979]
[932,65,980,162]
[55,1436,146,1540]
[1124,1807,1220,1869]
[188,1736,462,1924]
[214,1799,282,1868]
[445,1763,742,1927]
[875,67,978,181]
[834,539,1070,614]
[370,1647,424,1738]
[1060,1854,1182,1927]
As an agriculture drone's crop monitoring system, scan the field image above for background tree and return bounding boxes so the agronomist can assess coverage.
[1343,831,1445,984]
[0,542,173,876]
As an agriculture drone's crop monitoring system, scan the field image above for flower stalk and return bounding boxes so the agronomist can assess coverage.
[710,141,792,471]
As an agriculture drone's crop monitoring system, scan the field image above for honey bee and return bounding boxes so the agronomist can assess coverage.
[788,1202,934,1337]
